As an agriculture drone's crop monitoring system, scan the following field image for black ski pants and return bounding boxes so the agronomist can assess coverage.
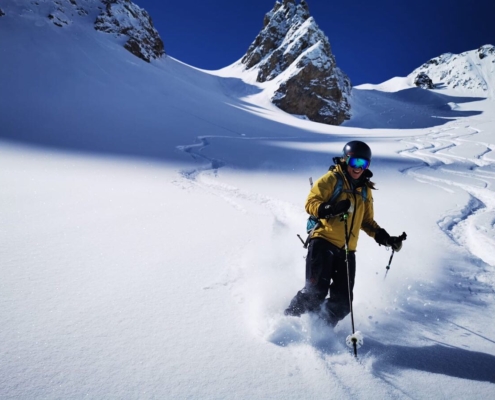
[287,238,356,326]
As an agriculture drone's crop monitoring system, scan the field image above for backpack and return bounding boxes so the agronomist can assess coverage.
[306,166,368,233]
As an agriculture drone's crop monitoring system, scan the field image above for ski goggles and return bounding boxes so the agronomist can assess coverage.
[346,156,370,170]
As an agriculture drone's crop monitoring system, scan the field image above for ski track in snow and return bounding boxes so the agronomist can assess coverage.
[175,135,303,220]
[399,120,495,273]
[176,136,226,175]
[174,136,302,219]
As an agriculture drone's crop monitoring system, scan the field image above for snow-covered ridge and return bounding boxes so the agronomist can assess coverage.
[410,44,495,96]
[0,0,164,62]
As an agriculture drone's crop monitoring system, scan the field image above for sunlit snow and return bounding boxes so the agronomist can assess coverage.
[1,1,495,399]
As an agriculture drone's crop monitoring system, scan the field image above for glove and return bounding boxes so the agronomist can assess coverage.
[388,236,404,252]
[374,228,390,246]
[375,229,405,252]
[317,199,351,219]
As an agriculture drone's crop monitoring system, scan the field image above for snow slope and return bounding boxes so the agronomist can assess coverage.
[409,45,495,97]
[1,3,495,399]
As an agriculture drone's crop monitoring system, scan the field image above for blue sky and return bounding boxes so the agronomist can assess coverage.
[136,0,494,85]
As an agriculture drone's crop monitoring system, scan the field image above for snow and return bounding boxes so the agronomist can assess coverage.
[1,1,495,399]
[355,77,413,93]
[409,46,495,97]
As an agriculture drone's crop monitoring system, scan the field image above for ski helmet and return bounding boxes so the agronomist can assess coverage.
[342,141,372,162]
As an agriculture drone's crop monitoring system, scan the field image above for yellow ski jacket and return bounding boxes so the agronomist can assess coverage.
[305,164,381,251]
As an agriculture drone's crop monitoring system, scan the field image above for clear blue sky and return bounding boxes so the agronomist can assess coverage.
[135,0,495,85]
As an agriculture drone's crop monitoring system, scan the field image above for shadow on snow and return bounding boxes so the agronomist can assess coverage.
[344,87,485,129]
[0,75,486,169]
[367,337,495,383]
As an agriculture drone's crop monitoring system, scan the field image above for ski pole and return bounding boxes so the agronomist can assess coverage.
[384,232,407,279]
[384,250,395,279]
[296,177,318,248]
[341,213,358,358]
[297,220,321,249]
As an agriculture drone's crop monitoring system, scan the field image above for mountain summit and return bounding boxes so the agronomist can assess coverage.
[240,0,351,125]
[410,44,495,96]
[0,0,164,63]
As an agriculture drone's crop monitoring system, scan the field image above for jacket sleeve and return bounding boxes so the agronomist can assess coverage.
[305,171,337,217]
[360,187,382,238]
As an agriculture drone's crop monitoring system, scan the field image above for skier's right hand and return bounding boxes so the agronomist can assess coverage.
[317,199,351,219]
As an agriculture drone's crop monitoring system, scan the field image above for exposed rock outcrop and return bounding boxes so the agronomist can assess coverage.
[414,72,434,89]
[241,0,351,125]
[41,0,88,28]
[94,0,165,62]
[48,10,72,27]
[477,44,495,60]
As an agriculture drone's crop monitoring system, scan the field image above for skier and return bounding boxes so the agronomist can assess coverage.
[285,141,405,327]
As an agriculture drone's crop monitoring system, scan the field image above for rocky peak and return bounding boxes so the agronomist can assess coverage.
[95,0,165,63]
[409,44,495,94]
[1,0,165,63]
[240,0,351,125]
[242,0,312,81]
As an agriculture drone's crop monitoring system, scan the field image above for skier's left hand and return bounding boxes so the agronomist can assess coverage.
[388,236,404,252]
[375,229,406,252]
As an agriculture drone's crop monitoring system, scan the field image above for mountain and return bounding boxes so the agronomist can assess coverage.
[95,0,164,62]
[0,0,164,62]
[409,44,495,96]
[240,0,351,126]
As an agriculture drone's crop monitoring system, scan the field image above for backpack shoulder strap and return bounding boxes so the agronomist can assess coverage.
[328,170,343,204]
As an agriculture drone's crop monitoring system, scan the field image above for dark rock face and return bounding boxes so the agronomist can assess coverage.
[241,0,351,125]
[414,72,434,89]
[477,44,495,60]
[94,0,165,62]
[48,11,71,27]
